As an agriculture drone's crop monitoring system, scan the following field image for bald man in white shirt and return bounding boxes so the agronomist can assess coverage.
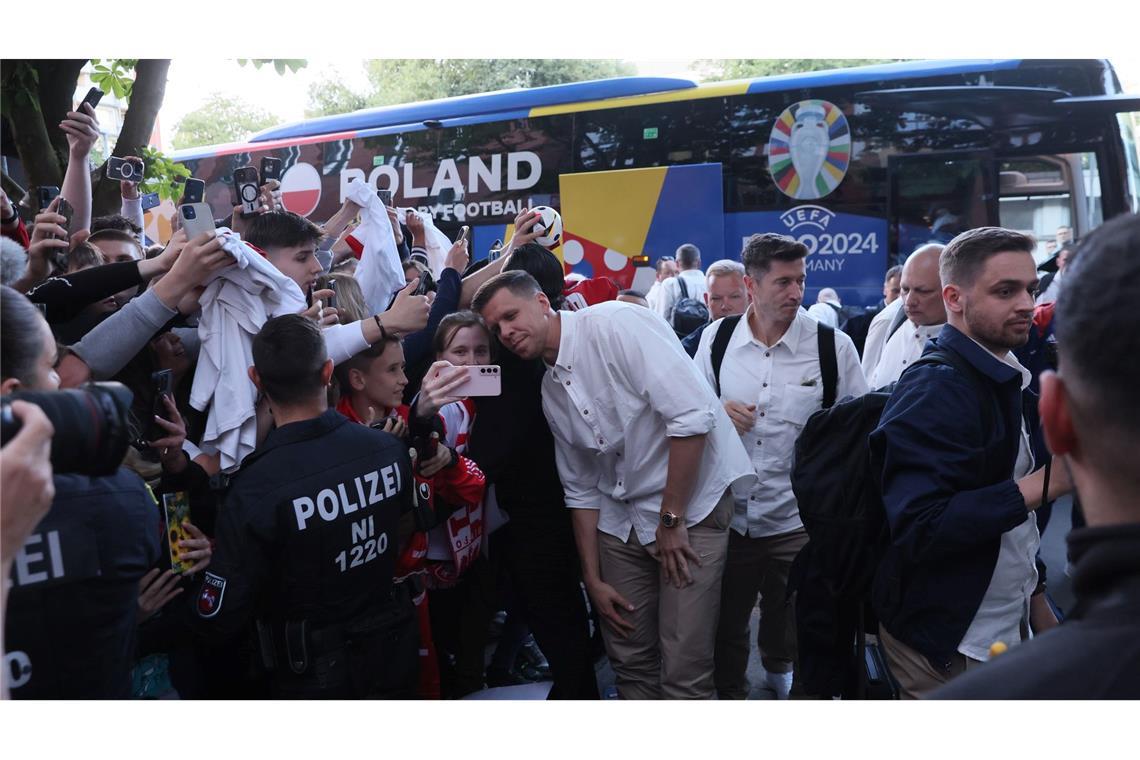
[473,270,755,699]
[869,244,947,388]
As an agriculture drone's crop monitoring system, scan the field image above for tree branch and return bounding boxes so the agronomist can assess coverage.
[1,61,63,189]
[91,59,170,217]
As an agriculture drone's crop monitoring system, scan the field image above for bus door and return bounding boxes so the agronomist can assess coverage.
[558,163,725,288]
[995,152,1105,264]
[888,152,999,267]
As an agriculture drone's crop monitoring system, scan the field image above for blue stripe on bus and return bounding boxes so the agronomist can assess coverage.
[744,59,1024,95]
[250,77,697,143]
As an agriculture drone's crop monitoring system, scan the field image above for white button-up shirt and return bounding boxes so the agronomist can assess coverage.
[693,308,869,538]
[958,345,1040,661]
[542,301,756,545]
[868,319,944,388]
[861,298,904,381]
[806,302,840,328]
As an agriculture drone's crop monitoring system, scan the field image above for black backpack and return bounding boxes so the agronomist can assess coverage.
[787,346,989,699]
[670,277,710,339]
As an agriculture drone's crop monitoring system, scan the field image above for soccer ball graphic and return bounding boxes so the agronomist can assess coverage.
[530,206,563,249]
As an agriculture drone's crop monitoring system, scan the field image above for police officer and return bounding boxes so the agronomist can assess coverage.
[1,286,160,698]
[190,314,417,699]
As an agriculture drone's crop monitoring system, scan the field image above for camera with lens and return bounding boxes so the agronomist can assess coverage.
[106,157,145,183]
[182,205,198,220]
[0,383,134,477]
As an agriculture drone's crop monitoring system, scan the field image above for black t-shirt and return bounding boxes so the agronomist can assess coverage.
[5,469,161,699]
[467,349,566,526]
[190,410,412,642]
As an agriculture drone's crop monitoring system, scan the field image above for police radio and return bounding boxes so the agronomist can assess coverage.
[408,447,437,532]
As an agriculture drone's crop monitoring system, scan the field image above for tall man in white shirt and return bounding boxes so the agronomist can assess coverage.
[868,244,947,387]
[654,243,706,326]
[693,233,868,699]
[473,270,756,699]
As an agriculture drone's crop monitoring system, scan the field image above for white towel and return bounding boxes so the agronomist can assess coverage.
[399,207,452,279]
[345,181,406,315]
[189,230,307,472]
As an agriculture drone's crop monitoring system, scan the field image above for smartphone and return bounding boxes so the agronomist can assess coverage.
[487,239,504,261]
[80,87,104,111]
[56,197,74,239]
[233,166,261,217]
[162,492,193,574]
[179,203,216,240]
[457,225,470,243]
[145,369,173,443]
[140,191,162,212]
[450,365,502,397]
[182,177,205,205]
[412,267,436,296]
[36,186,60,211]
[376,189,393,206]
[325,278,338,310]
[260,157,282,184]
[106,156,145,183]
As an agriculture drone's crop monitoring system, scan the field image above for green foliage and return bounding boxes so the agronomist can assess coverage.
[305,76,370,118]
[171,92,283,150]
[237,59,308,76]
[693,59,907,81]
[89,59,137,101]
[305,59,636,117]
[137,146,191,203]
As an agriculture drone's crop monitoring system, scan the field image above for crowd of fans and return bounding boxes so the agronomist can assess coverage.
[2,95,1138,701]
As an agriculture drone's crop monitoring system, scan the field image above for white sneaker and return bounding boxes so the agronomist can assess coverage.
[764,670,793,700]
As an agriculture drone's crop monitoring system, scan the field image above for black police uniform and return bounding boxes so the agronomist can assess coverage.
[189,408,416,699]
[4,469,161,699]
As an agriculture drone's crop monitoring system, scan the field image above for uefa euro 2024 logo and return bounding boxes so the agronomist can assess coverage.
[767,100,851,200]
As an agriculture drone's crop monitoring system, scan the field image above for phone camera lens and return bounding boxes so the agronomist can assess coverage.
[184,207,196,219]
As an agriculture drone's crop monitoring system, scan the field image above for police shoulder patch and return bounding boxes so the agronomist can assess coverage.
[197,572,227,618]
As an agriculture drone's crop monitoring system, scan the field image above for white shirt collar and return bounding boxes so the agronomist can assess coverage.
[965,333,1032,391]
[730,305,809,356]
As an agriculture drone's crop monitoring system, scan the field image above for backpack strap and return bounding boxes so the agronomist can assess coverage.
[710,314,743,397]
[677,276,689,300]
[817,323,838,409]
[887,304,909,341]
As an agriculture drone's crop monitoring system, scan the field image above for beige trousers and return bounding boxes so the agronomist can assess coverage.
[878,624,982,700]
[597,491,733,699]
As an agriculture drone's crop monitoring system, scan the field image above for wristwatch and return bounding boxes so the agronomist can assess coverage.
[660,511,681,528]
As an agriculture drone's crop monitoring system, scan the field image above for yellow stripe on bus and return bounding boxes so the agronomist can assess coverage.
[528,81,752,118]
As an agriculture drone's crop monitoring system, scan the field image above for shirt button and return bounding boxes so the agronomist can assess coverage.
[762,382,768,388]
[565,380,571,386]
[598,438,604,445]
[759,412,765,417]
[765,351,771,357]
[583,409,589,415]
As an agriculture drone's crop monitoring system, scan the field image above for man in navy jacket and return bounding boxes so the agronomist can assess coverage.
[932,213,1140,700]
[869,226,1072,698]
